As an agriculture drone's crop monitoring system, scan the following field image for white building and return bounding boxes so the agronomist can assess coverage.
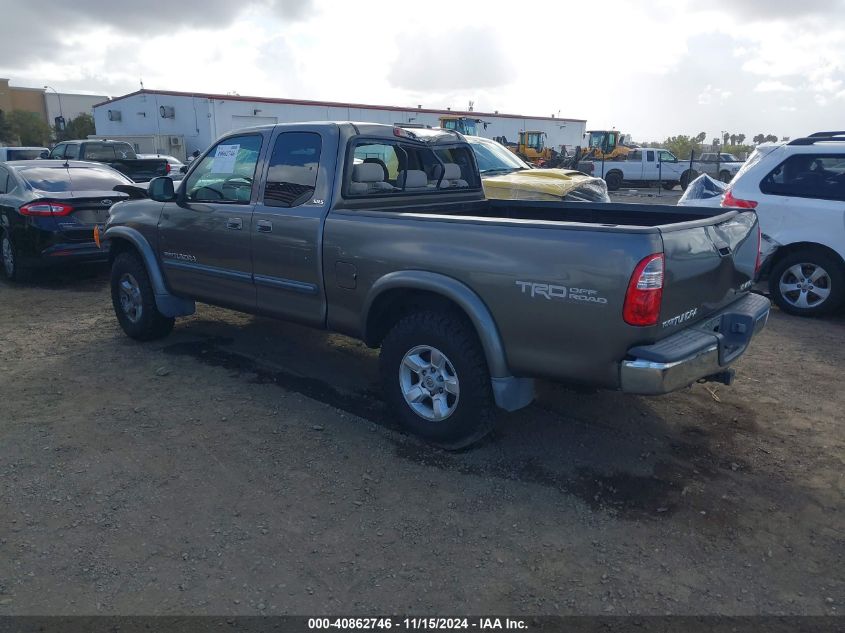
[92,89,587,160]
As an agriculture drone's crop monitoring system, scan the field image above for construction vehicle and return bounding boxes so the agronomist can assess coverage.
[580,130,634,161]
[438,116,487,136]
[494,131,557,166]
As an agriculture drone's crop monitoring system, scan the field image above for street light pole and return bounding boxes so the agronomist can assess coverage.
[44,85,64,132]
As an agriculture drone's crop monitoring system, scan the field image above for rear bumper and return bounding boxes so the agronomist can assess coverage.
[620,293,770,395]
[23,241,110,268]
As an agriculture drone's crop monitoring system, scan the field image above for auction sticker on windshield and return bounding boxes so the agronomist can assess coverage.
[211,144,240,173]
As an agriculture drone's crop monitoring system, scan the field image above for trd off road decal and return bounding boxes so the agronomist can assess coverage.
[515,280,608,305]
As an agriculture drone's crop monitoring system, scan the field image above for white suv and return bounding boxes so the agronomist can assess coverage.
[721,132,845,317]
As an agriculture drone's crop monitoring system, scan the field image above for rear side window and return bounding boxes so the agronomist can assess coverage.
[646,150,655,162]
[760,154,845,201]
[15,166,131,191]
[346,140,479,197]
[627,150,642,161]
[65,144,80,160]
[263,132,322,208]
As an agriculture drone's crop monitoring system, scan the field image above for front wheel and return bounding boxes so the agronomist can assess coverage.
[379,310,495,450]
[769,250,845,317]
[111,251,175,340]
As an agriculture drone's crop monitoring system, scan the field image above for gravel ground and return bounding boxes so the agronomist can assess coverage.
[0,266,842,616]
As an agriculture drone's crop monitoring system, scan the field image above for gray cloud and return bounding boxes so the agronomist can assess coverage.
[387,27,515,92]
[710,0,844,19]
[0,0,313,65]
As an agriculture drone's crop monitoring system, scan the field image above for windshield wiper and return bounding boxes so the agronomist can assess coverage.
[480,168,521,175]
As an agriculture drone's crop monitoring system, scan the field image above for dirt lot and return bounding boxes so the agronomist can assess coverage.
[0,266,842,616]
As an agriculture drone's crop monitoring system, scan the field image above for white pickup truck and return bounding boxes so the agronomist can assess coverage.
[578,148,696,191]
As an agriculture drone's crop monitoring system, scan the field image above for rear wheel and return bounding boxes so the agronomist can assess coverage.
[111,251,175,340]
[680,170,697,190]
[1,231,32,282]
[769,249,845,317]
[662,181,678,191]
[604,171,623,191]
[379,310,495,450]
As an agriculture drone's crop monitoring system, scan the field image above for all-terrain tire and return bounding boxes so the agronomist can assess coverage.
[110,251,175,340]
[379,310,495,450]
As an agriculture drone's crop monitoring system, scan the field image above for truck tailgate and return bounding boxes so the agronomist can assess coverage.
[658,209,758,333]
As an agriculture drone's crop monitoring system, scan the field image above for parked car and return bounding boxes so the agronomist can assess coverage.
[48,140,168,182]
[0,147,49,161]
[138,153,187,180]
[687,152,744,184]
[100,122,769,448]
[578,148,696,191]
[0,160,132,280]
[464,136,609,202]
[717,132,845,316]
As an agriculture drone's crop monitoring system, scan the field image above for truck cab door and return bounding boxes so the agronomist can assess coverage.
[251,126,337,326]
[158,133,266,311]
[643,149,658,180]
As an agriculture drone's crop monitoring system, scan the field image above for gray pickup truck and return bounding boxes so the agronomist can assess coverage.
[100,122,769,448]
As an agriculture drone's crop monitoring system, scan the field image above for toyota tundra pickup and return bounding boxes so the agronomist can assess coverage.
[100,123,769,448]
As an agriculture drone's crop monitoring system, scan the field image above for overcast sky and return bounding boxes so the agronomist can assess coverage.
[2,0,844,142]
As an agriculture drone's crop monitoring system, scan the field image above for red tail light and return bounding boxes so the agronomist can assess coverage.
[165,162,171,174]
[722,190,757,209]
[20,201,74,216]
[623,253,664,326]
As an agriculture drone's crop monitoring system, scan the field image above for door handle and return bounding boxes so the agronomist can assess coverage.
[256,220,272,233]
[226,218,242,230]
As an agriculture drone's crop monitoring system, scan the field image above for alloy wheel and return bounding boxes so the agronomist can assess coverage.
[779,263,831,310]
[118,273,144,323]
[399,345,460,421]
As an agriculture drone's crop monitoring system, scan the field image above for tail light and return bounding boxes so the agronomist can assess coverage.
[20,201,74,216]
[165,162,171,174]
[722,190,757,209]
[623,253,664,326]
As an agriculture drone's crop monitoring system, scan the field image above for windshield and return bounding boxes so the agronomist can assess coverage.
[15,165,132,192]
[85,142,137,160]
[731,148,769,182]
[467,137,530,173]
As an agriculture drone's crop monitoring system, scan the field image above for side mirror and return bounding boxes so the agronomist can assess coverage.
[39,150,49,159]
[148,176,176,202]
[179,165,187,174]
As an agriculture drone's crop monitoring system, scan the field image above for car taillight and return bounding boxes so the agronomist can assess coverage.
[165,162,171,174]
[623,253,664,326]
[19,201,74,216]
[722,190,757,209]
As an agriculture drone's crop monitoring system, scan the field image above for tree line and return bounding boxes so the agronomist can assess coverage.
[644,131,786,160]
[0,110,95,146]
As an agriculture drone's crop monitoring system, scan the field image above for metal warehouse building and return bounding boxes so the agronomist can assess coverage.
[92,89,586,160]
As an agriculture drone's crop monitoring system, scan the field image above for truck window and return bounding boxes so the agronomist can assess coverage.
[50,144,66,159]
[83,142,136,161]
[184,134,264,203]
[347,140,476,196]
[658,150,677,163]
[646,150,655,162]
[760,154,845,201]
[65,144,80,160]
[627,150,642,161]
[263,132,322,208]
